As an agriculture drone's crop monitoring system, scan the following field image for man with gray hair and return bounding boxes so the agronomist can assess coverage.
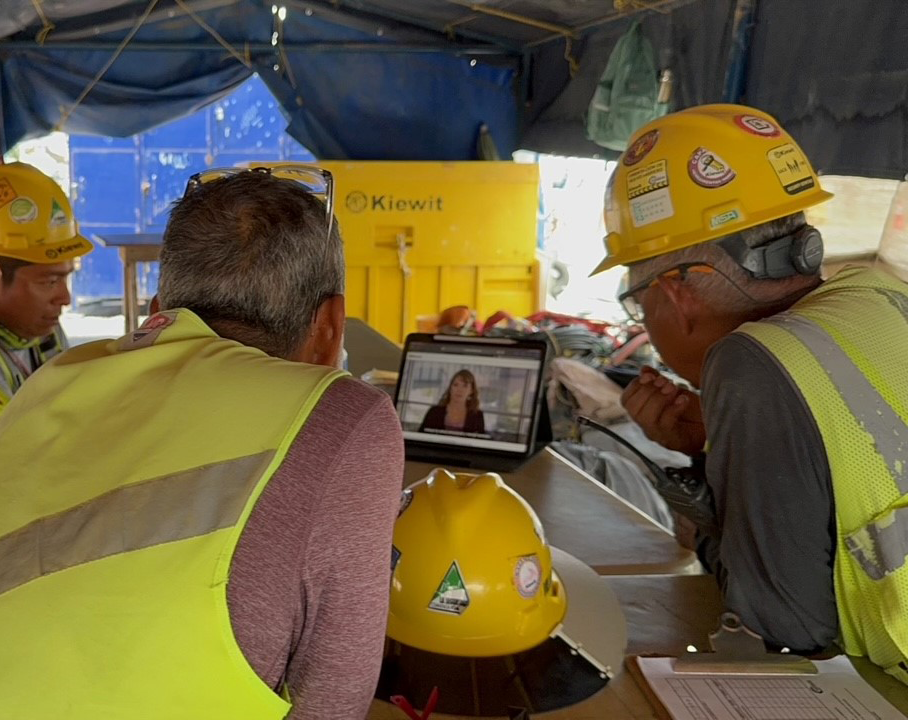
[593,105,908,682]
[0,166,405,717]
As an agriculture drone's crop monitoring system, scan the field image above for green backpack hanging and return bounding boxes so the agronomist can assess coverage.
[586,21,669,152]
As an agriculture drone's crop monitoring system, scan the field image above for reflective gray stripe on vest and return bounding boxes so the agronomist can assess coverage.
[845,507,908,580]
[766,312,908,579]
[0,450,274,597]
[770,313,908,494]
[0,365,13,404]
[0,346,26,396]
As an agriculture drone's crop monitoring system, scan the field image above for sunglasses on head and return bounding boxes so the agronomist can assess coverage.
[184,164,335,241]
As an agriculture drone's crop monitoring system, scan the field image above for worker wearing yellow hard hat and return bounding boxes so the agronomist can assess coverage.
[0,162,92,413]
[593,104,908,683]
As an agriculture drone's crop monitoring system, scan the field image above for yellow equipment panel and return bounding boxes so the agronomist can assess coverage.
[318,161,541,343]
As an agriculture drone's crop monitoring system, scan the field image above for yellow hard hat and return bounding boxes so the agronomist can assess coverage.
[591,104,834,274]
[0,162,92,264]
[387,468,567,657]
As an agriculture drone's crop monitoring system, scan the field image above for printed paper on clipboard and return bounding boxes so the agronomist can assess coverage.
[635,655,904,720]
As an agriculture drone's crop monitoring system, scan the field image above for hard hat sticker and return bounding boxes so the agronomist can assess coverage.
[629,190,674,227]
[623,130,659,166]
[9,197,37,224]
[0,178,18,209]
[627,160,668,199]
[688,148,736,188]
[767,143,816,195]
[514,555,542,599]
[627,160,673,227]
[709,209,741,230]
[429,561,470,615]
[50,199,68,226]
[734,114,781,137]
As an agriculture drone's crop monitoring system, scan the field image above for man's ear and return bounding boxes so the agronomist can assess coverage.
[655,274,700,336]
[148,295,161,315]
[293,294,346,368]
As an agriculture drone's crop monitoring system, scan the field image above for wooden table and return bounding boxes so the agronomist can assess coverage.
[370,574,908,719]
[404,448,700,576]
[380,450,908,718]
[92,233,162,333]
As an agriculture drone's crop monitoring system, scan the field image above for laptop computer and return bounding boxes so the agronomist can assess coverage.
[393,333,551,474]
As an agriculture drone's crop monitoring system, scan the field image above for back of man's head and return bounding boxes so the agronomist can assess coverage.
[158,171,344,359]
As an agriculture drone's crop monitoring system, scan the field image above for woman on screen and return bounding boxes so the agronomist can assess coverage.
[418,369,486,434]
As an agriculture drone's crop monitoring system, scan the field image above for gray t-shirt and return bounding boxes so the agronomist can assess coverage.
[700,332,838,654]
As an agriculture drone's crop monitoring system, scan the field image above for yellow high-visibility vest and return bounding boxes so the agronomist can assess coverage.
[0,309,344,718]
[0,323,66,413]
[739,267,908,683]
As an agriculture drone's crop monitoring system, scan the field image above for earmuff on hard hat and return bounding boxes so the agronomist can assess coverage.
[716,224,824,279]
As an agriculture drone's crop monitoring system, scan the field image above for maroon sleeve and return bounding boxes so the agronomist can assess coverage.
[227,376,404,719]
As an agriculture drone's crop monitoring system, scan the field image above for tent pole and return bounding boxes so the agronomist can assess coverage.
[0,68,6,156]
[0,40,511,55]
[722,0,758,104]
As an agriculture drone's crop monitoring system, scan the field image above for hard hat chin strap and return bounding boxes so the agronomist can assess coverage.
[717,225,824,280]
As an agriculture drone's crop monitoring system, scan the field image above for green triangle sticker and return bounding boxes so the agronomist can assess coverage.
[429,561,470,615]
[50,198,67,226]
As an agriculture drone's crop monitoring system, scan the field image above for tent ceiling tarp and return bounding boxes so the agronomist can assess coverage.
[1,0,907,178]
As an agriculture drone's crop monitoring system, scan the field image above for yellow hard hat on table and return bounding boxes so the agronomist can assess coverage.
[387,468,566,657]
[591,104,833,274]
[0,162,92,264]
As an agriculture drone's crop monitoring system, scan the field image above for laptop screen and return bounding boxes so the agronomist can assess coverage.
[394,335,547,455]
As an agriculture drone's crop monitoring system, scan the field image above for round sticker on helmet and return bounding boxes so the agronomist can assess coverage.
[9,197,37,224]
[514,555,542,598]
[734,114,781,138]
[623,129,659,166]
[688,148,736,188]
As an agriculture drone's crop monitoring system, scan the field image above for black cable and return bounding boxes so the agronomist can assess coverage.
[576,414,670,485]
[575,414,717,530]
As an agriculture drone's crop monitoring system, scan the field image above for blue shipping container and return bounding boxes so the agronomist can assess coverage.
[70,74,314,310]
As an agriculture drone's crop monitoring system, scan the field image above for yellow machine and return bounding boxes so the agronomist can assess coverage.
[313,161,540,343]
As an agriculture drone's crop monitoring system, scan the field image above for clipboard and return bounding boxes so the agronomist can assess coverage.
[624,654,677,720]
[627,612,816,720]
[624,655,818,720]
[625,613,905,720]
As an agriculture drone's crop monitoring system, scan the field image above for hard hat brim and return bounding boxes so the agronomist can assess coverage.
[0,234,94,264]
[589,254,617,277]
[379,547,626,714]
[592,188,835,275]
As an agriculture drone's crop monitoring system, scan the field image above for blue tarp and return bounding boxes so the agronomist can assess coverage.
[0,2,519,160]
[1,49,250,143]
[3,0,908,176]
